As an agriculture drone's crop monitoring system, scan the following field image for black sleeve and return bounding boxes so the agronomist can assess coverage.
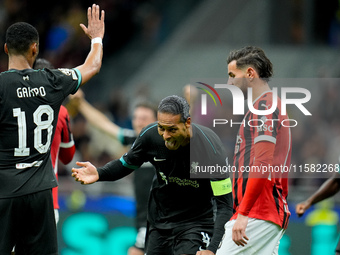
[97,124,153,181]
[97,159,134,181]
[207,192,233,254]
[46,68,81,96]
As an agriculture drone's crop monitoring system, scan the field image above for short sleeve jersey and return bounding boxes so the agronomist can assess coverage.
[0,68,81,198]
[232,91,291,229]
[120,122,230,229]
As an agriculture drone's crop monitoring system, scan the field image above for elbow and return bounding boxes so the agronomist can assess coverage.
[84,62,101,82]
[94,60,102,74]
[78,55,103,85]
[91,60,102,76]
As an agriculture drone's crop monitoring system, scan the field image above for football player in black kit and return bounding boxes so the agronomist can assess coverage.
[0,4,104,255]
[69,89,157,254]
[72,95,233,255]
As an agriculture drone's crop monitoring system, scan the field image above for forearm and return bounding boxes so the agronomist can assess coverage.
[207,193,233,254]
[238,141,274,216]
[76,43,103,85]
[238,177,267,216]
[306,176,340,205]
[97,159,134,181]
[76,4,105,85]
[59,146,76,165]
[79,99,120,138]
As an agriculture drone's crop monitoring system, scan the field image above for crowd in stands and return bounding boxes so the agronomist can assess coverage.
[1,0,340,196]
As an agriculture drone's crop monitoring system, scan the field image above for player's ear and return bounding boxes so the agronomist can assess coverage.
[31,42,39,57]
[4,43,8,55]
[246,67,256,80]
[185,117,191,128]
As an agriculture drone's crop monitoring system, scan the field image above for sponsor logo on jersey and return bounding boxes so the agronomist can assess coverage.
[16,160,43,169]
[257,124,274,132]
[58,68,78,80]
[159,172,168,185]
[168,176,199,188]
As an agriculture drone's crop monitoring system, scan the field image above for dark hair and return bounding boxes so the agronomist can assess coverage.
[6,22,39,55]
[227,46,273,81]
[33,58,54,69]
[158,95,190,123]
[134,101,157,119]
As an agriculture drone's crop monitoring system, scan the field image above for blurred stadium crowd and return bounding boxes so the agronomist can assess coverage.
[0,0,172,70]
[1,0,340,201]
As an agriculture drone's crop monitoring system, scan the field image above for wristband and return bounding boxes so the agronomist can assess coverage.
[91,37,102,45]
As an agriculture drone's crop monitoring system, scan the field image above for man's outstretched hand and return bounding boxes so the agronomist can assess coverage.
[72,161,99,184]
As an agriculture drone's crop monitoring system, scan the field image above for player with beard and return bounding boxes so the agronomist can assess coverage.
[72,95,233,255]
[216,46,292,255]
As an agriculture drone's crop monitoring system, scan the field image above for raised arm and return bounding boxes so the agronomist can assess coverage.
[76,4,105,85]
[296,172,340,217]
[69,90,121,139]
[80,99,121,137]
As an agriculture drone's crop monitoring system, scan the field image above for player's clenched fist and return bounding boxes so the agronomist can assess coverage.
[295,201,311,217]
[72,161,99,185]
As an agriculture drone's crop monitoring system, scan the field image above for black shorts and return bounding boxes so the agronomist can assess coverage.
[0,189,57,255]
[145,224,213,255]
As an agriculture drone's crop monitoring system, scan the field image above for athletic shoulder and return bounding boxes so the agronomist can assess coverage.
[254,91,282,110]
[192,123,222,142]
[131,122,162,150]
[139,122,158,138]
[192,123,226,154]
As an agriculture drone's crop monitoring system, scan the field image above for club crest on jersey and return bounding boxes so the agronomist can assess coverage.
[58,68,78,80]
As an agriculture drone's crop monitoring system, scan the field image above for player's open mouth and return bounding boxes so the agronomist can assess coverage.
[165,140,177,149]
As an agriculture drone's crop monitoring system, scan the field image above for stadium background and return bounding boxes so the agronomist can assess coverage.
[1,0,340,254]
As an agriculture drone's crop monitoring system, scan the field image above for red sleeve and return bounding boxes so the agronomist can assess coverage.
[238,141,275,216]
[58,106,75,165]
[59,146,76,164]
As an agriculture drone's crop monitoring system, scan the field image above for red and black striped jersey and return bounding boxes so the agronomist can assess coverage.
[231,91,291,229]
[51,105,75,209]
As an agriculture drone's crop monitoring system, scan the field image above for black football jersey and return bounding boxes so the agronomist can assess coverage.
[120,123,229,229]
[98,122,232,252]
[0,68,81,198]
